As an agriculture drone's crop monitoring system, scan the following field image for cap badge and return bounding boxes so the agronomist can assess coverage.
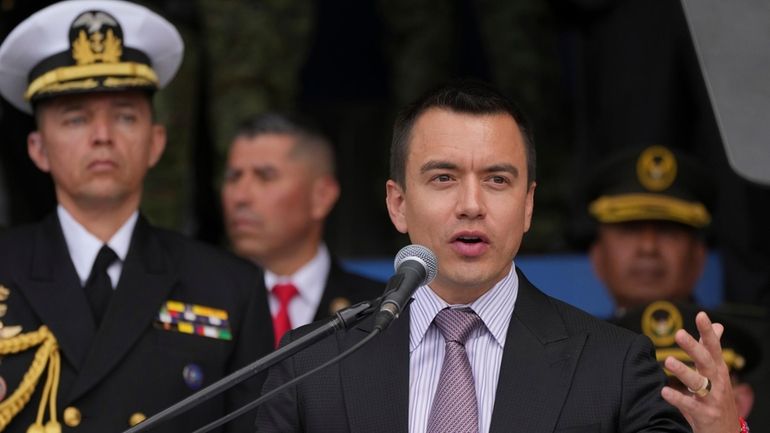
[636,145,677,192]
[641,300,683,347]
[70,12,123,65]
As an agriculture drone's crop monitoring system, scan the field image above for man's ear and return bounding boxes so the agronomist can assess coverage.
[27,131,51,173]
[589,237,607,284]
[148,124,166,168]
[311,175,340,220]
[385,179,408,234]
[523,181,536,233]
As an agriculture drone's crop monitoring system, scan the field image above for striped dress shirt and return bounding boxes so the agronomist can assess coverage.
[408,264,519,433]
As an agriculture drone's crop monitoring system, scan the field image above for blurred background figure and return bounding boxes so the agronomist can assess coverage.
[616,300,758,420]
[221,113,383,345]
[586,145,714,314]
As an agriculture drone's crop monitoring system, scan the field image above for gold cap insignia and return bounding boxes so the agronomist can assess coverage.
[641,300,683,347]
[70,12,123,65]
[636,145,677,192]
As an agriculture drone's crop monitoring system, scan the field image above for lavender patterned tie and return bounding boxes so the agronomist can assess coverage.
[426,308,483,433]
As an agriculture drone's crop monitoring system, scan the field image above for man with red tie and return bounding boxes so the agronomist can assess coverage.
[221,113,383,346]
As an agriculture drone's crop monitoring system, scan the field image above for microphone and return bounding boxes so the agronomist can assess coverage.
[374,244,438,331]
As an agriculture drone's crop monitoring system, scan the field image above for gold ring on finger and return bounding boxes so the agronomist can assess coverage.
[687,376,711,398]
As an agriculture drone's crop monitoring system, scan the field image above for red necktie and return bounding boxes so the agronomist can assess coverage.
[271,283,299,347]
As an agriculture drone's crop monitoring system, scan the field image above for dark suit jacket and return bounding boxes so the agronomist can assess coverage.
[312,260,384,322]
[0,213,274,433]
[256,269,689,433]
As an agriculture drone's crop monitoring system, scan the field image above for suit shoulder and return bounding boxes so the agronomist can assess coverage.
[547,294,641,342]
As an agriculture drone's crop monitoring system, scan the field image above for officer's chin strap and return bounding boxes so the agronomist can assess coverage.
[0,326,61,433]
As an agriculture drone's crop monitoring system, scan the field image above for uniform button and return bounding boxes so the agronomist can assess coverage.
[182,364,204,390]
[63,406,81,427]
[329,297,351,314]
[128,412,146,427]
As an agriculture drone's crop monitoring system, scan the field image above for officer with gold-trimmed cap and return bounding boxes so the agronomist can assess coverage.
[587,145,716,312]
[615,300,759,420]
[0,1,273,432]
[0,0,182,114]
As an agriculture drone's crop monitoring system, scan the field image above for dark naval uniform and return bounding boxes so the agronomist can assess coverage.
[0,1,274,431]
[0,214,274,432]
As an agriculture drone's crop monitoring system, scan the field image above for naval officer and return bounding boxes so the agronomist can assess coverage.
[0,1,273,431]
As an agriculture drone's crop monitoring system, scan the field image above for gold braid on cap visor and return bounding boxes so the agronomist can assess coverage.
[589,193,711,228]
[655,347,745,375]
[24,61,159,100]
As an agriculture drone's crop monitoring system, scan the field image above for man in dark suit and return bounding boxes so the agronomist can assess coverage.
[256,81,743,433]
[221,113,383,346]
[0,1,273,431]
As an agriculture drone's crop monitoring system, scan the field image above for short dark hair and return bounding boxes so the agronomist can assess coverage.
[233,112,336,175]
[390,80,536,188]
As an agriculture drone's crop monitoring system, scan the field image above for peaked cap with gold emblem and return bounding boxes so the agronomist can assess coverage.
[0,0,183,114]
[615,300,760,379]
[587,145,715,228]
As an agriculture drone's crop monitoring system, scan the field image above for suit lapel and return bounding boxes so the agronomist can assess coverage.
[66,217,177,401]
[21,213,96,370]
[489,270,586,433]
[340,308,410,433]
[315,260,347,321]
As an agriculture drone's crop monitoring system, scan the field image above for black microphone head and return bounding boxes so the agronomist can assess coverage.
[393,244,438,286]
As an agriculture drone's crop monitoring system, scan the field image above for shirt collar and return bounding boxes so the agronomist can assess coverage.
[264,243,331,302]
[409,262,519,351]
[57,205,138,284]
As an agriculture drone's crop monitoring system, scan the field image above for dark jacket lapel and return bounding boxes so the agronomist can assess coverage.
[315,260,346,321]
[66,216,177,401]
[489,270,587,433]
[22,213,96,370]
[340,307,411,433]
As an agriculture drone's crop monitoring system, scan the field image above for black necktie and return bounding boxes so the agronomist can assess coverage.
[85,245,118,325]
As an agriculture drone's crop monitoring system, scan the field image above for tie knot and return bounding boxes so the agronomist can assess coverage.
[272,283,299,305]
[433,308,482,344]
[92,245,118,275]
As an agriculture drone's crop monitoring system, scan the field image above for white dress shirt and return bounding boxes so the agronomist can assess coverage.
[264,244,331,328]
[57,205,138,288]
[409,263,519,433]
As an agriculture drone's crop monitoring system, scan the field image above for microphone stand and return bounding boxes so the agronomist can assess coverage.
[122,298,379,433]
